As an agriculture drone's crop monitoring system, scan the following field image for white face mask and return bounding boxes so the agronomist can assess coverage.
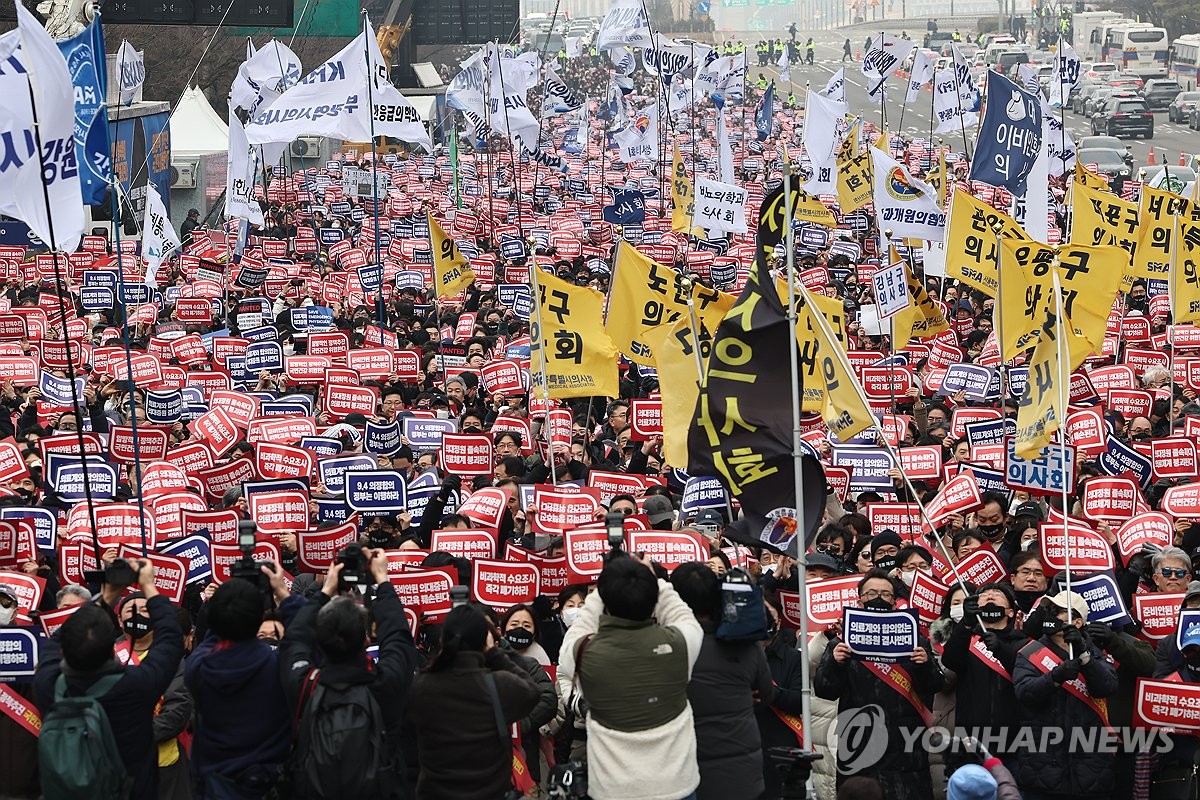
[0,603,16,626]
[950,603,965,622]
[435,409,449,419]
[561,607,581,627]
[282,344,296,356]
[900,570,916,587]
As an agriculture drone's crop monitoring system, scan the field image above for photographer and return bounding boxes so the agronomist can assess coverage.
[279,548,421,799]
[35,560,184,800]
[186,565,299,800]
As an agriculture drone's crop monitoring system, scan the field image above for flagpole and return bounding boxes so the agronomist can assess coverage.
[22,71,103,558]
[362,13,386,333]
[1051,261,1075,658]
[991,222,1009,401]
[952,52,974,160]
[1170,214,1179,400]
[527,236,558,487]
[883,229,899,414]
[781,162,813,759]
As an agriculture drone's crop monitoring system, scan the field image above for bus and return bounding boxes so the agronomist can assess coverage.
[1103,24,1170,75]
[1170,33,1200,89]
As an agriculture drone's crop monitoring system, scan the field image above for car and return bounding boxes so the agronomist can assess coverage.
[1073,82,1103,114]
[1081,61,1119,81]
[1143,165,1196,196]
[1035,64,1055,87]
[1116,71,1146,89]
[996,49,1031,75]
[1143,78,1185,110]
[1169,91,1200,122]
[1083,86,1116,117]
[1077,148,1132,182]
[1092,97,1154,138]
[1078,135,1134,163]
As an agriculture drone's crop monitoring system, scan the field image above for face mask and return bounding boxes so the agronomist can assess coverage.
[874,555,897,573]
[1043,617,1065,637]
[261,637,280,648]
[435,409,449,419]
[505,627,534,650]
[863,597,893,612]
[0,603,15,626]
[463,425,482,434]
[949,603,965,622]
[1021,538,1038,551]
[1187,651,1200,669]
[762,563,777,575]
[123,612,150,640]
[561,608,581,627]
[978,523,1005,539]
[282,344,296,356]
[979,603,1006,623]
[900,570,916,587]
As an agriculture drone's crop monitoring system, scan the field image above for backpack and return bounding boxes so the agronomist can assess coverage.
[291,669,391,800]
[39,672,131,800]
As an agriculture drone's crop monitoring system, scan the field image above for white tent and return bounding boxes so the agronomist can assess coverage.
[170,86,229,157]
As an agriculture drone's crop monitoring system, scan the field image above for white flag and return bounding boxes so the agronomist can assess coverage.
[716,106,734,183]
[863,34,915,96]
[1021,149,1051,243]
[778,47,791,85]
[906,49,935,104]
[1043,109,1075,177]
[230,39,302,118]
[542,62,584,115]
[115,39,144,106]
[446,49,487,116]
[613,105,658,163]
[598,0,652,50]
[822,68,846,104]
[226,111,264,227]
[565,37,584,58]
[871,147,946,241]
[1049,40,1081,108]
[694,177,748,234]
[801,89,847,195]
[245,24,430,152]
[486,42,540,151]
[0,3,84,252]
[142,185,180,288]
[933,68,977,134]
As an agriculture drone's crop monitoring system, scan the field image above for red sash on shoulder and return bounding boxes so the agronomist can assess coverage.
[969,635,1013,682]
[1020,641,1114,733]
[771,707,805,746]
[0,684,40,737]
[861,660,935,726]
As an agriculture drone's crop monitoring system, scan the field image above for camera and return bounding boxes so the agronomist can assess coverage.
[603,512,626,562]
[337,542,369,592]
[103,558,139,589]
[450,585,469,608]
[230,520,275,598]
[768,747,822,800]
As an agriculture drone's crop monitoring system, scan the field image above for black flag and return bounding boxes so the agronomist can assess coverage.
[686,184,825,557]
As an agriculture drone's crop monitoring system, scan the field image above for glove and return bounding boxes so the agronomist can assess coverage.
[1062,624,1086,650]
[960,595,981,627]
[1084,622,1113,648]
[439,474,462,498]
[979,630,1002,654]
[1051,659,1081,684]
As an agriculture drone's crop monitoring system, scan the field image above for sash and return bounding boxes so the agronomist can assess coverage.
[861,660,935,726]
[0,683,41,737]
[510,725,536,794]
[1020,641,1115,733]
[969,635,1013,682]
[771,707,805,746]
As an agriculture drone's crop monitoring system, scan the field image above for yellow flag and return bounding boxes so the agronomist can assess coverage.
[796,285,875,441]
[944,188,1027,297]
[646,318,705,468]
[1135,186,1200,283]
[529,271,619,399]
[1173,219,1200,325]
[1069,180,1138,263]
[428,214,475,299]
[927,151,947,208]
[1014,280,1093,459]
[892,253,949,346]
[604,242,735,365]
[836,148,874,213]
[792,190,837,227]
[1074,159,1111,191]
[670,145,696,234]
[996,242,1044,361]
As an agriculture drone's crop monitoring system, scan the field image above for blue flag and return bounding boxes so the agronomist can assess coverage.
[755,82,775,141]
[968,71,1042,195]
[602,188,646,225]
[57,17,111,207]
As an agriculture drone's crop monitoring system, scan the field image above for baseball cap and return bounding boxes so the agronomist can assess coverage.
[1183,580,1200,608]
[806,551,841,574]
[1012,501,1043,521]
[1046,590,1089,622]
[693,509,724,529]
[947,764,997,800]
[642,495,675,526]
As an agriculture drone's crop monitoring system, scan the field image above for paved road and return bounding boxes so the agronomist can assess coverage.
[756,29,1197,173]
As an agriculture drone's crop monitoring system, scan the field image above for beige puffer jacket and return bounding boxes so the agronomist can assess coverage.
[806,633,840,800]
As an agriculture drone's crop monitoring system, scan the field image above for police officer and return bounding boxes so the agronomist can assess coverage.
[805,37,815,65]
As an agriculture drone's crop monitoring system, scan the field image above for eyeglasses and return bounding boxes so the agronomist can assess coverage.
[1161,567,1190,579]
[861,589,895,602]
[1014,567,1044,578]
[816,543,843,555]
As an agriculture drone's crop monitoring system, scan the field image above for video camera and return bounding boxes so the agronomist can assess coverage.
[603,512,626,562]
[230,520,275,601]
[337,541,369,593]
[768,747,822,800]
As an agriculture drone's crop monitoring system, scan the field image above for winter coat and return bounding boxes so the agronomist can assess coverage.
[813,634,945,800]
[0,680,38,798]
[805,633,840,800]
[939,620,1030,762]
[688,620,777,800]
[754,630,807,800]
[1013,636,1120,796]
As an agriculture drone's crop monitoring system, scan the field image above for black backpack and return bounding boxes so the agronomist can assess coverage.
[290,669,390,800]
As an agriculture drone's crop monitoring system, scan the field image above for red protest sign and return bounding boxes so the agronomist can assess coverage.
[248,417,317,446]
[431,528,499,561]
[1039,522,1115,574]
[210,541,282,585]
[188,408,241,457]
[533,487,601,534]
[309,332,350,359]
[149,490,208,541]
[950,408,1001,440]
[629,399,663,438]
[117,546,189,604]
[924,472,982,530]
[323,385,377,419]
[0,570,44,624]
[182,508,240,546]
[955,546,1009,586]
[195,458,258,503]
[108,425,170,464]
[472,559,540,608]
[1163,484,1200,517]
[1106,389,1153,421]
[255,443,314,481]
[625,530,707,573]
[440,433,494,476]
[176,298,213,324]
[860,366,914,400]
[69,503,153,551]
[141,462,190,498]
[0,356,37,386]
[1081,477,1141,523]
[1135,678,1200,731]
[481,360,525,396]
[296,521,359,572]
[805,575,862,630]
[285,356,332,383]
[457,488,509,530]
[249,490,310,535]
[0,519,37,570]
[1066,407,1108,459]
[39,605,80,638]
[209,390,259,429]
[587,470,650,504]
[1117,512,1175,564]
[1153,438,1200,480]
[899,446,943,480]
[908,570,950,625]
[563,526,608,583]
[865,503,924,541]
[1133,593,1186,640]
[347,348,396,380]
[0,439,27,484]
[389,568,454,622]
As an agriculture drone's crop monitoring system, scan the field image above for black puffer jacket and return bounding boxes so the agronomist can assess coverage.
[940,620,1029,760]
[755,631,807,800]
[814,635,945,800]
[1013,636,1120,796]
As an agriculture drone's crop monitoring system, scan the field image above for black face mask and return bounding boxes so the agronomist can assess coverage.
[1042,618,1065,637]
[979,603,1007,623]
[863,598,894,612]
[505,627,535,650]
[874,555,897,573]
[978,523,1005,540]
[463,425,483,434]
[123,612,151,640]
[260,637,280,649]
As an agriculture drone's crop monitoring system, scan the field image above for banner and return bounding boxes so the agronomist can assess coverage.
[56,18,110,206]
[969,71,1042,194]
[529,270,619,399]
[843,607,918,661]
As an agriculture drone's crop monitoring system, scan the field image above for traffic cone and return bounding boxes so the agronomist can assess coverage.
[1182,152,1188,167]
[1148,147,1156,165]
[856,48,861,60]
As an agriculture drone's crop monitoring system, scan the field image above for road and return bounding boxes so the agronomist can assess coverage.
[756,29,1196,173]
